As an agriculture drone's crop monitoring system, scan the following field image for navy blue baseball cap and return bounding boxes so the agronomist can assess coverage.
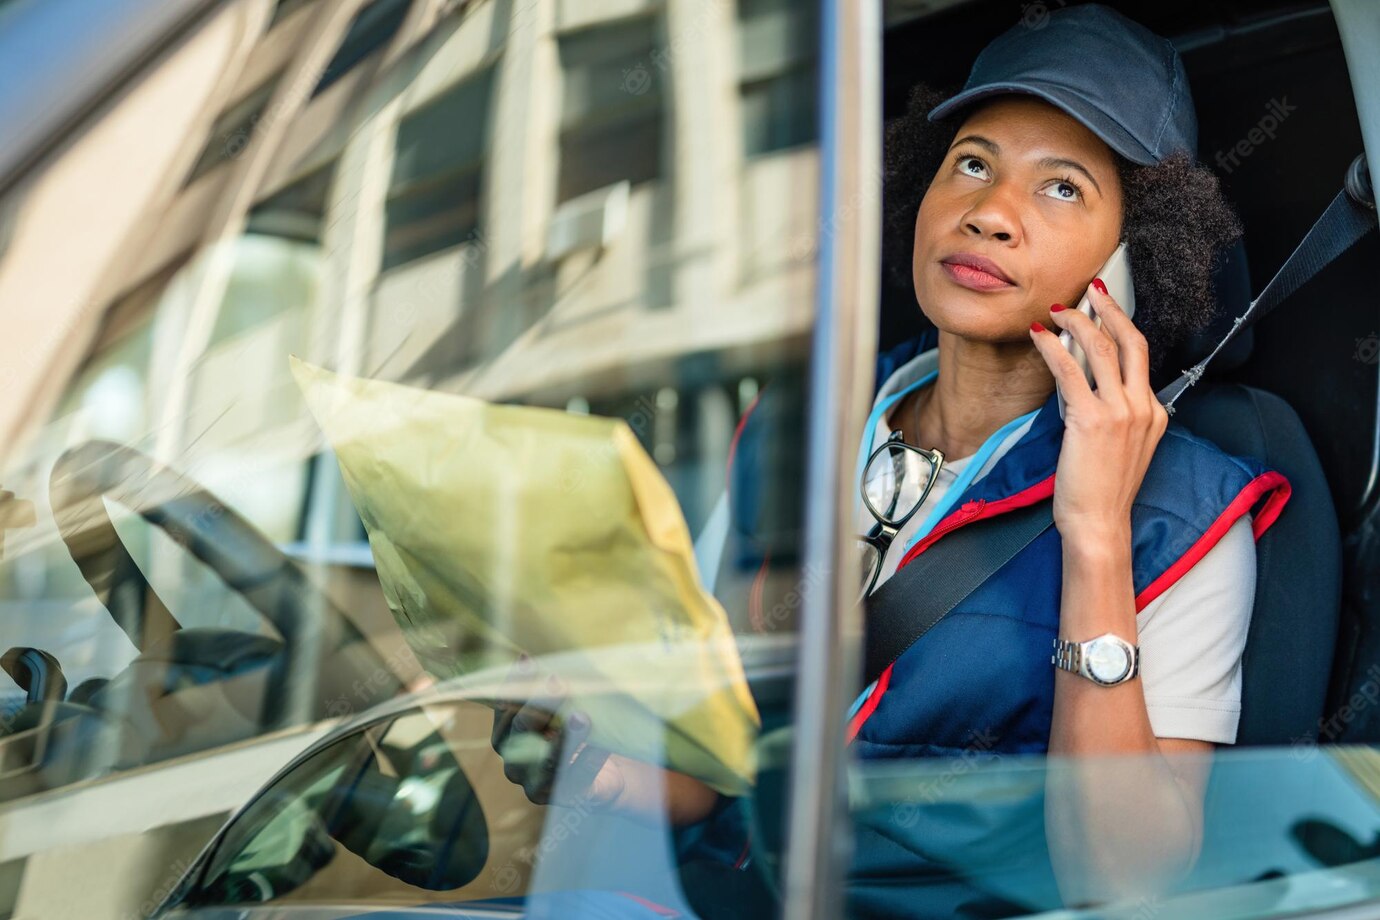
[928,3,1197,166]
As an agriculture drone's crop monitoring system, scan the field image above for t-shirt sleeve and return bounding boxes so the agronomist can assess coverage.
[1135,512,1256,744]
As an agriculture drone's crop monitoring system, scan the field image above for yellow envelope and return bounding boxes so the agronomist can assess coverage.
[291,357,759,796]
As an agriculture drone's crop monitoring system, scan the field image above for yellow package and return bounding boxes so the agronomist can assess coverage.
[291,357,759,796]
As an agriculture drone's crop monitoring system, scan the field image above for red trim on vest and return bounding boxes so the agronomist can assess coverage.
[896,474,1057,572]
[726,392,762,492]
[732,829,753,869]
[749,549,772,633]
[846,661,893,743]
[1134,470,1292,610]
[616,892,680,916]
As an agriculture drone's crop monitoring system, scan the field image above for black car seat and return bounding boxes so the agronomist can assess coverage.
[1162,236,1342,746]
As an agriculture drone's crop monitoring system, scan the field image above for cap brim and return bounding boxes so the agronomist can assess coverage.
[928,81,1160,166]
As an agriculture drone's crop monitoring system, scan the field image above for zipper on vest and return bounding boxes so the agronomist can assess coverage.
[896,499,986,569]
[895,474,1059,570]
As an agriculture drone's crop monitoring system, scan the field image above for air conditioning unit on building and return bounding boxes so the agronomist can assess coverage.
[545,180,629,261]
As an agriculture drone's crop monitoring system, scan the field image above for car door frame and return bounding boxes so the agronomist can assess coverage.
[779,1,882,918]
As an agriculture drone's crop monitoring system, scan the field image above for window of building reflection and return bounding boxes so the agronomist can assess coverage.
[556,16,664,205]
[314,0,415,96]
[737,0,819,157]
[184,78,281,187]
[384,66,495,272]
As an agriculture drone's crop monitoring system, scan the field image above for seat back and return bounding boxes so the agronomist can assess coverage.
[1160,235,1342,745]
[1173,383,1341,745]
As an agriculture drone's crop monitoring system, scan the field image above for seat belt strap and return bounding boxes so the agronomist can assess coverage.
[1158,154,1378,413]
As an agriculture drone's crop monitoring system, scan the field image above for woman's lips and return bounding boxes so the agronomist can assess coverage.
[939,260,1017,292]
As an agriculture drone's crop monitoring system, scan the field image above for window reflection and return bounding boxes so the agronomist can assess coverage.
[314,0,414,96]
[0,0,821,915]
[384,66,495,272]
[738,0,819,157]
[183,78,280,187]
[556,17,664,204]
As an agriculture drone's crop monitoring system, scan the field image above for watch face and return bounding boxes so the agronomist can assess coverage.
[1085,637,1131,683]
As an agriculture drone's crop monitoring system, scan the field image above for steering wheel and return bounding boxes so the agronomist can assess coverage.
[44,440,402,744]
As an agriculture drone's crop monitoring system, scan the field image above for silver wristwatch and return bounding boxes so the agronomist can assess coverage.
[1051,632,1140,686]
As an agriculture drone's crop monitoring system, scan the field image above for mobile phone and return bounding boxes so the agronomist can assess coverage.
[1056,241,1136,420]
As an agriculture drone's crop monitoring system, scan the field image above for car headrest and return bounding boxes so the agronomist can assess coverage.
[1156,236,1255,385]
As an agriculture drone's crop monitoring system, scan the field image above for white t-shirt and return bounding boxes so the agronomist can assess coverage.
[857,347,1255,744]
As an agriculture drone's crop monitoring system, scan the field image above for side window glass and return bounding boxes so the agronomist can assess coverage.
[0,2,821,918]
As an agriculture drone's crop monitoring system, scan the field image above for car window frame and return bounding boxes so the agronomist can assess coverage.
[780,1,882,918]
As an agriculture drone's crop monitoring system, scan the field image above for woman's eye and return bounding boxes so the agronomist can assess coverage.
[956,155,989,179]
[1043,179,1082,202]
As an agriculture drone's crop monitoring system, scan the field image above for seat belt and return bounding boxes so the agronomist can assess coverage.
[1158,154,1378,413]
[861,154,1377,688]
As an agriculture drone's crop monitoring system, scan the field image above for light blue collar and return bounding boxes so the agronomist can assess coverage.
[856,370,1039,554]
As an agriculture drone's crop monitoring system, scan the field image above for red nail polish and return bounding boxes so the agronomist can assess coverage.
[1050,303,1066,312]
[1031,321,1045,333]
[1092,277,1108,296]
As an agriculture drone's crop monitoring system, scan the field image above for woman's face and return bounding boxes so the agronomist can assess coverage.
[912,95,1125,343]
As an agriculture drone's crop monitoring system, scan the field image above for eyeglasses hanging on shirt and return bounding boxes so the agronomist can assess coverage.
[857,430,945,602]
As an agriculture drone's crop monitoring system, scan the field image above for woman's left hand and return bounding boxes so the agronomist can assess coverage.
[1030,278,1169,546]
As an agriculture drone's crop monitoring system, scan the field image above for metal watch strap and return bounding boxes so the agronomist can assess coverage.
[1051,637,1082,673]
[1051,634,1140,684]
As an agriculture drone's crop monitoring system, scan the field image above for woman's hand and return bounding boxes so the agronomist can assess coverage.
[1029,277,1169,547]
[489,656,625,809]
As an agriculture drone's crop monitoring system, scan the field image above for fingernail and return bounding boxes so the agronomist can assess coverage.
[1031,321,1045,333]
[1092,278,1108,296]
[1050,303,1066,313]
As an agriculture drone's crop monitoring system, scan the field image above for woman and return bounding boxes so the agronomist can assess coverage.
[491,4,1291,915]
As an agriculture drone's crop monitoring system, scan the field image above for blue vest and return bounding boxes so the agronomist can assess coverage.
[847,377,1291,759]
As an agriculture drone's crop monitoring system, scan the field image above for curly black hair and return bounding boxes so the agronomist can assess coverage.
[884,83,1244,369]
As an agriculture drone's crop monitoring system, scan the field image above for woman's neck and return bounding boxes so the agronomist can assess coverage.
[892,329,1055,461]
